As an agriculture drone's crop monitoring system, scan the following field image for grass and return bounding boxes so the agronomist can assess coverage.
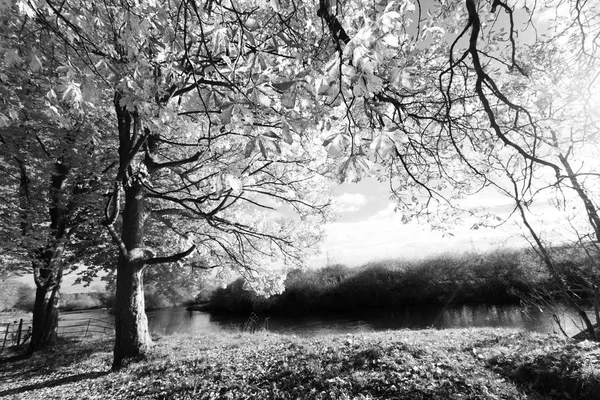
[1,328,599,399]
[0,311,32,325]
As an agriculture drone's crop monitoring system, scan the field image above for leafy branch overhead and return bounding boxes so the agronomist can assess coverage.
[2,0,600,363]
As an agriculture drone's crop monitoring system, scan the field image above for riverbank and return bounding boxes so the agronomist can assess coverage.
[1,328,599,399]
[206,251,556,315]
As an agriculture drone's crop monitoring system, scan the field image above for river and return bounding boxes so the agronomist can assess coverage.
[59,303,590,337]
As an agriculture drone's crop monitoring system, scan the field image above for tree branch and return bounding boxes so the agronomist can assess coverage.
[146,245,196,265]
[145,150,203,173]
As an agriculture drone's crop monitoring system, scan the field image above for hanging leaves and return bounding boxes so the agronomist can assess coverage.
[244,138,256,158]
[338,155,371,183]
[226,175,243,194]
[281,120,293,144]
[219,105,234,125]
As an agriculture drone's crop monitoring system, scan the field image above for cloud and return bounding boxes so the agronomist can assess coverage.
[310,198,534,268]
[368,202,399,221]
[333,192,367,213]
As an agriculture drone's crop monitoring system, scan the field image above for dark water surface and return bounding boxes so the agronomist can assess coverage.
[60,303,590,337]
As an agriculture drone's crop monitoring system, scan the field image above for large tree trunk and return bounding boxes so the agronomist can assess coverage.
[112,180,152,370]
[29,268,61,351]
[112,255,151,370]
[29,240,67,351]
[26,155,71,353]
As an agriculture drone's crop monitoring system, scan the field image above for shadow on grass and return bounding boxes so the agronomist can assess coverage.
[0,348,31,364]
[0,371,110,397]
[0,336,112,382]
[484,347,600,400]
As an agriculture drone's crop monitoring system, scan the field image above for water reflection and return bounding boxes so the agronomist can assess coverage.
[60,303,590,337]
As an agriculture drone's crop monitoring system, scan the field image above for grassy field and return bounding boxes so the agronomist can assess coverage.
[1,328,599,399]
[0,311,31,325]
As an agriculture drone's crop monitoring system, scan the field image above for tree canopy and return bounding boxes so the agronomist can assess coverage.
[2,0,600,362]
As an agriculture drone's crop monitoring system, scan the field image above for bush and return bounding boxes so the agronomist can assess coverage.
[13,283,35,312]
[0,279,21,311]
[61,293,103,311]
[209,278,257,313]
[206,249,552,314]
[144,284,173,310]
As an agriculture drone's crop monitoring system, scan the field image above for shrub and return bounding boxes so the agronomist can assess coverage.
[60,293,103,311]
[13,283,35,312]
[209,278,256,313]
[144,284,173,310]
[204,249,556,314]
[0,279,21,311]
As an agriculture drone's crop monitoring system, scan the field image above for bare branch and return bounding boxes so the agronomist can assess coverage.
[146,245,196,265]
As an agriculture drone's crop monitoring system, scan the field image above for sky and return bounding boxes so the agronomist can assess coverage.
[309,176,574,269]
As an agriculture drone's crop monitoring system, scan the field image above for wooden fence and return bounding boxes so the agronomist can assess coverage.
[1,316,113,354]
[57,317,114,338]
[1,319,32,353]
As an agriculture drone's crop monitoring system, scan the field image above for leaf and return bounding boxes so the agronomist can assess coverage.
[281,121,293,144]
[270,0,280,13]
[272,141,281,155]
[271,81,297,93]
[62,82,83,105]
[214,176,224,197]
[244,138,256,158]
[226,175,243,193]
[253,89,271,108]
[245,18,259,31]
[29,54,43,72]
[4,49,22,68]
[46,89,57,100]
[281,91,296,109]
[262,131,280,140]
[403,0,416,13]
[219,105,234,125]
[258,137,267,158]
[337,155,370,183]
[0,113,9,128]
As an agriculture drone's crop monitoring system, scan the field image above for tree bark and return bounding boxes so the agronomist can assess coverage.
[18,150,71,353]
[29,253,63,351]
[109,93,194,369]
[112,254,151,370]
[111,165,153,369]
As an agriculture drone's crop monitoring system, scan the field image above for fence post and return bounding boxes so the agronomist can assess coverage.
[16,319,23,346]
[1,324,10,354]
[84,319,91,337]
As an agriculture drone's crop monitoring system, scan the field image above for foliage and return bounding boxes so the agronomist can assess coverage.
[100,264,211,310]
[59,293,105,312]
[1,0,335,365]
[2,329,599,399]
[0,281,35,312]
[0,279,22,311]
[12,284,36,312]
[3,0,600,362]
[208,249,550,314]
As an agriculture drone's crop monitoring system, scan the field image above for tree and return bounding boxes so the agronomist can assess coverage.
[435,0,600,337]
[0,87,109,350]
[485,17,600,338]
[0,0,115,350]
[8,0,600,368]
[15,0,333,369]
[310,0,600,337]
